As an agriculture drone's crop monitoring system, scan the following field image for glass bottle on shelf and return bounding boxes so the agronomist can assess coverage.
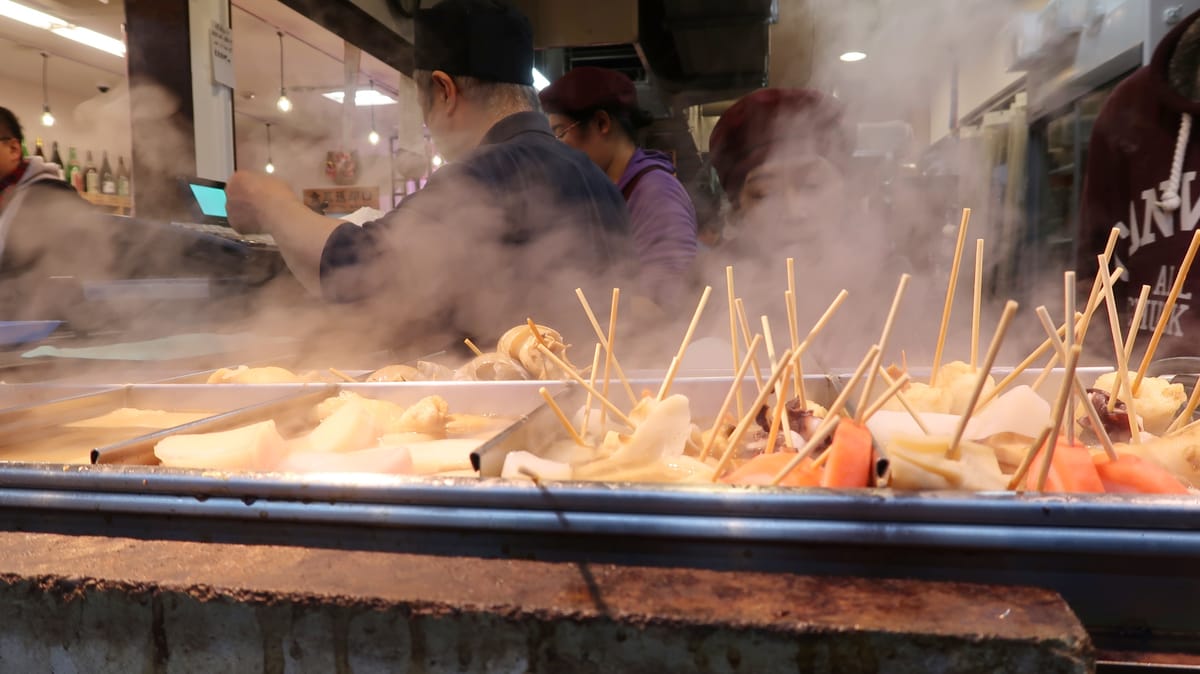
[67,147,84,193]
[100,152,116,195]
[49,141,64,178]
[84,151,99,194]
[33,138,45,159]
[116,156,130,197]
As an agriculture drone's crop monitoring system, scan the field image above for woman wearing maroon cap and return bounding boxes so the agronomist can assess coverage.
[541,67,699,308]
[708,88,853,251]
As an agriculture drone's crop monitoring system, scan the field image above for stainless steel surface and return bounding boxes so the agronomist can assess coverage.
[88,380,563,465]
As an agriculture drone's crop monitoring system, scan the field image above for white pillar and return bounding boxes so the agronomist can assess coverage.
[189,0,235,181]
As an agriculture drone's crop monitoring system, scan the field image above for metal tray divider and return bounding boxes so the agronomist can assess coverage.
[0,387,132,444]
[90,385,337,465]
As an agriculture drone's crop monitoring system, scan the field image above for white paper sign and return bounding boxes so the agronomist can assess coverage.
[210,22,235,89]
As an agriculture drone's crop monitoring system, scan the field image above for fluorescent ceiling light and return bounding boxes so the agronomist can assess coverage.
[323,89,397,106]
[50,25,125,57]
[839,51,867,62]
[0,0,125,56]
[532,67,550,91]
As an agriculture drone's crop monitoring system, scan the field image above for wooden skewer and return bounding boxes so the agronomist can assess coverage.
[1008,426,1055,492]
[1134,229,1200,394]
[658,285,713,400]
[1108,284,1151,411]
[785,290,806,409]
[1098,258,1142,445]
[774,415,841,481]
[947,300,1019,459]
[763,374,790,455]
[971,238,984,371]
[536,344,636,429]
[856,273,910,423]
[463,338,484,357]
[1035,306,1118,460]
[1075,227,1123,349]
[735,298,766,395]
[711,347,797,480]
[761,316,796,450]
[797,289,850,354]
[878,367,931,434]
[328,368,357,383]
[726,267,744,418]
[580,343,603,439]
[540,387,589,447]
[600,289,621,426]
[1035,345,1082,492]
[931,207,972,385]
[1064,271,1076,446]
[1124,284,1152,362]
[769,344,881,484]
[574,288,638,405]
[786,260,804,398]
[860,373,912,425]
[1167,379,1200,435]
[698,335,764,462]
[1029,266,1125,395]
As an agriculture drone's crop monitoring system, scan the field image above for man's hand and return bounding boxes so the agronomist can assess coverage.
[225,170,301,234]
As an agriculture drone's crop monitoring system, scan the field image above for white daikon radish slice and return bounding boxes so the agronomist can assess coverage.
[501,451,573,481]
[403,439,481,475]
[605,394,692,465]
[277,446,413,475]
[540,440,600,466]
[293,397,380,454]
[867,410,961,448]
[885,435,1003,491]
[155,420,287,471]
[968,385,1051,440]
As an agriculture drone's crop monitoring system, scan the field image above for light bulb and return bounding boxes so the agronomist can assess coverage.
[368,129,380,145]
[41,109,55,127]
[839,51,867,62]
[276,92,292,113]
[265,161,275,174]
[432,154,443,167]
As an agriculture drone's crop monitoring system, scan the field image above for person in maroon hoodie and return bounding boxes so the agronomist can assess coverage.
[1080,9,1200,359]
[540,67,699,308]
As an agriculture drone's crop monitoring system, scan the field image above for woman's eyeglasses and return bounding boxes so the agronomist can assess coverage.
[553,121,582,141]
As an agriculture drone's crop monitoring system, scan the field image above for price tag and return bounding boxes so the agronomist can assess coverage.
[210,22,235,89]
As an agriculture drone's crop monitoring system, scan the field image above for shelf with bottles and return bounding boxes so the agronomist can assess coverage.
[28,138,132,202]
[81,192,133,215]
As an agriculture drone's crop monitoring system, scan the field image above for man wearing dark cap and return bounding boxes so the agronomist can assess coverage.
[226,0,630,351]
[540,67,698,309]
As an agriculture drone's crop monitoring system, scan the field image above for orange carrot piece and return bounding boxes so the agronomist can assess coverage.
[1093,453,1190,495]
[1025,438,1105,493]
[721,452,822,487]
[820,420,873,489]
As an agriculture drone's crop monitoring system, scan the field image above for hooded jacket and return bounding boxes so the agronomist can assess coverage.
[617,148,698,308]
[1079,10,1200,359]
[0,156,107,319]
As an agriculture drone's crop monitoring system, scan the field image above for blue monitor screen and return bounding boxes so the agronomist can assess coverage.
[189,184,228,218]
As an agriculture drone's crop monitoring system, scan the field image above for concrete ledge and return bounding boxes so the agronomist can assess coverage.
[0,532,1093,673]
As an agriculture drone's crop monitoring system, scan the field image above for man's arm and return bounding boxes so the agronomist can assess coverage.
[225,170,339,295]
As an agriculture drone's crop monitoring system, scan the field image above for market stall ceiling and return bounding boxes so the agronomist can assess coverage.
[0,0,409,128]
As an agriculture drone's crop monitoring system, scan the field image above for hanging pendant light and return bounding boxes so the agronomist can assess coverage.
[264,122,276,174]
[275,32,292,113]
[40,53,54,127]
[367,79,380,145]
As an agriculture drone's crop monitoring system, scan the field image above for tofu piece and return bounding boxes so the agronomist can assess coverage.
[936,361,997,416]
[883,382,953,415]
[1089,372,1186,435]
[155,420,287,471]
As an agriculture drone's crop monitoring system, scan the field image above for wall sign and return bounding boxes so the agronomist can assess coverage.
[303,186,380,214]
[210,22,235,89]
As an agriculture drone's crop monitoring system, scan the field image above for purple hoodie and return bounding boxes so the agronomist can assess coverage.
[617,149,698,307]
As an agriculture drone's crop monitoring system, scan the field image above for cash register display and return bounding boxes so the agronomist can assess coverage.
[189,183,228,219]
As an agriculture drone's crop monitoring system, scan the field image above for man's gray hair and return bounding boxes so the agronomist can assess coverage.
[414,70,540,114]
